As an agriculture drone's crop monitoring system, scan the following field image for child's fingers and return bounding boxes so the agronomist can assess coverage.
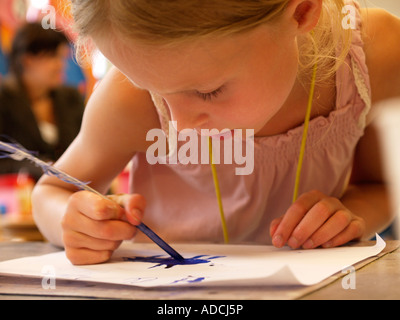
[62,209,136,241]
[69,191,124,221]
[63,229,122,252]
[83,219,137,241]
[272,190,324,248]
[321,218,366,249]
[62,191,146,266]
[286,197,343,249]
[301,209,352,249]
[65,246,114,265]
[269,217,283,238]
[107,193,146,225]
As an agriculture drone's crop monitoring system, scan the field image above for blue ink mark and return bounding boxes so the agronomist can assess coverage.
[123,255,224,269]
[123,277,158,285]
[171,276,206,284]
[189,277,205,283]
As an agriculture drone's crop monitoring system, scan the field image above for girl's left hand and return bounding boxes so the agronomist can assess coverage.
[269,190,366,249]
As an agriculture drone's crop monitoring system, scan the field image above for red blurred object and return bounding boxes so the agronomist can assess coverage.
[0,172,34,215]
[0,173,20,187]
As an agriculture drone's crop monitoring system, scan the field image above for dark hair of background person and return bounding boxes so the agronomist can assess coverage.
[0,22,84,181]
[9,22,69,80]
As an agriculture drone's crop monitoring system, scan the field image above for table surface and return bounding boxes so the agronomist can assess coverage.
[0,240,399,300]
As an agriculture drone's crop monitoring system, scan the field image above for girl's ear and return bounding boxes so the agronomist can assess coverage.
[284,0,322,34]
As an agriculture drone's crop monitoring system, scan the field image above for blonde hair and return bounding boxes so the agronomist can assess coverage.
[69,0,352,85]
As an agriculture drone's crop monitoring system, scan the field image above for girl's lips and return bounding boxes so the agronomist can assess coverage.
[194,128,237,139]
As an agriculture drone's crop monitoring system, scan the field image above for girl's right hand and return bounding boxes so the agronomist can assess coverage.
[61,191,145,265]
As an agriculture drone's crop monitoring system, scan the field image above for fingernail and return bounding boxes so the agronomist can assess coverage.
[288,237,299,248]
[303,239,314,249]
[127,208,141,225]
[273,235,283,248]
[322,241,333,248]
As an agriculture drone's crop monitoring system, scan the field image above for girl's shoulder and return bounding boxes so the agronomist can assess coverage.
[361,8,400,106]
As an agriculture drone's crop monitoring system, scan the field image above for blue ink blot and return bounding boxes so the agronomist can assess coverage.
[189,277,205,283]
[171,276,206,284]
[123,255,224,269]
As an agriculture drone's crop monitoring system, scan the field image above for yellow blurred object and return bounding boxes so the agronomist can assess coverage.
[16,172,35,217]
[0,172,43,242]
[0,214,44,242]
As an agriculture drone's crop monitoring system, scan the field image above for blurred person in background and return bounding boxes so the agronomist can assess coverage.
[0,22,84,180]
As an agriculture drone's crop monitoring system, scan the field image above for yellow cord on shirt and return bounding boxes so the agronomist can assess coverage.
[292,61,318,203]
[209,60,317,243]
[209,137,229,244]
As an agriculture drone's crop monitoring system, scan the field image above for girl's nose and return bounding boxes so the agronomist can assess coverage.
[163,98,209,131]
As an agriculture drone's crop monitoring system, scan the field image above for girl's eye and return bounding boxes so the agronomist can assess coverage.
[196,87,224,101]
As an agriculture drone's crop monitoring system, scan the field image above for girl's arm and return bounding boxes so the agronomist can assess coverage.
[32,67,160,264]
[344,8,400,238]
[362,8,400,105]
[270,8,400,249]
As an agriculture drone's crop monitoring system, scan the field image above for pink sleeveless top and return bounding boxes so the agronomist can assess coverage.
[130,1,371,244]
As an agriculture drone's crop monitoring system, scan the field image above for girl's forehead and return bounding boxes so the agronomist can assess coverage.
[98,39,226,84]
[95,23,280,92]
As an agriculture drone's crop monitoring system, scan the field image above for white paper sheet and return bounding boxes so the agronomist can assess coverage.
[0,234,385,287]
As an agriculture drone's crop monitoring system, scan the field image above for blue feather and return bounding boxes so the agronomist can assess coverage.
[0,140,184,261]
[0,140,93,192]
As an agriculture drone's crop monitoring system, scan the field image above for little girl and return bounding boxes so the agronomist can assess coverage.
[32,0,400,265]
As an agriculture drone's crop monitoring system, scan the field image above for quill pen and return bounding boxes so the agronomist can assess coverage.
[0,140,184,261]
